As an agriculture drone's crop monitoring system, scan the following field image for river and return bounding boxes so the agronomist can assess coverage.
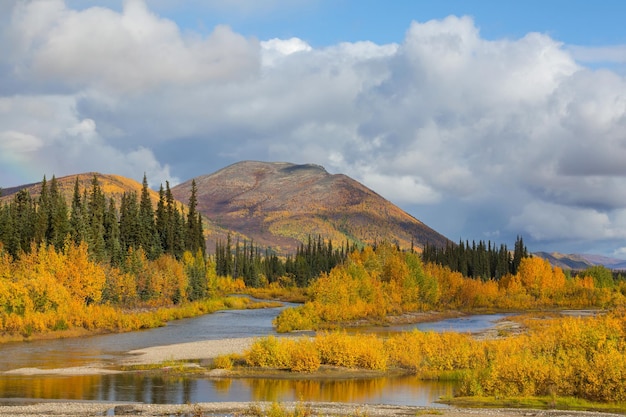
[0,305,509,406]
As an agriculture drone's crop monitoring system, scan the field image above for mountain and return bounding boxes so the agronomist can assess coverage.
[171,161,450,254]
[534,251,626,270]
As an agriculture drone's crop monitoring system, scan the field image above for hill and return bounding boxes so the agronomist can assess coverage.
[0,173,161,208]
[534,251,626,270]
[0,173,232,245]
[171,161,450,254]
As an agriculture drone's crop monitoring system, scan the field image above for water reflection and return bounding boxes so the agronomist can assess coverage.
[0,374,455,407]
[0,306,503,406]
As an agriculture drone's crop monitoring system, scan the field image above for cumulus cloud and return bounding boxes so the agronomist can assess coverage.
[8,0,259,93]
[569,45,626,64]
[2,2,626,255]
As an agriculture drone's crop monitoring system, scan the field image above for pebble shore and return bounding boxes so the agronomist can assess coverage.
[0,400,622,417]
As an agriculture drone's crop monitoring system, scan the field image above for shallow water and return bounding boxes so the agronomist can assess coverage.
[0,305,504,406]
[0,305,287,372]
[0,373,456,406]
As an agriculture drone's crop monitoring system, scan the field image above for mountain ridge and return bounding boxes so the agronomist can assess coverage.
[533,251,626,270]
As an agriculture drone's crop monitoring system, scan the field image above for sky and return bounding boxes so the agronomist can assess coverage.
[1,0,626,258]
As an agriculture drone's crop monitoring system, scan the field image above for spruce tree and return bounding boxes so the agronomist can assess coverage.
[87,175,107,262]
[34,175,49,245]
[185,179,205,255]
[119,191,140,253]
[14,189,36,253]
[103,197,122,265]
[49,175,70,250]
[155,184,168,254]
[138,174,160,259]
[70,177,88,244]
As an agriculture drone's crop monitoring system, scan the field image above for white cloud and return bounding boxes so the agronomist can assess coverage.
[569,45,626,63]
[10,0,260,93]
[509,201,626,241]
[2,3,626,255]
[0,131,43,153]
[261,37,312,67]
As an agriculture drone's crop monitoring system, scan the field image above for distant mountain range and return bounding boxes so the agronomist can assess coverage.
[533,252,626,271]
[1,161,451,255]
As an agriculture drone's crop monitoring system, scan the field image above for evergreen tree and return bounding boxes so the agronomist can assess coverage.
[103,197,122,265]
[87,175,107,262]
[34,175,49,245]
[155,184,168,254]
[119,191,140,253]
[14,189,36,253]
[48,175,70,250]
[0,203,18,257]
[70,177,88,244]
[512,235,527,275]
[138,174,160,259]
[185,179,205,255]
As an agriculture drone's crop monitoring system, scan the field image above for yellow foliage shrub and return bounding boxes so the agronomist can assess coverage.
[288,339,321,372]
[213,354,236,370]
[245,336,291,368]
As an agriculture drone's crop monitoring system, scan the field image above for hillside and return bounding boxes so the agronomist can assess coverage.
[171,161,450,254]
[0,173,161,208]
[0,172,231,245]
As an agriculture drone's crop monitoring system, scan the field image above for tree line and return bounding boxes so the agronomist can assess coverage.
[215,234,355,288]
[422,235,530,280]
[0,175,204,263]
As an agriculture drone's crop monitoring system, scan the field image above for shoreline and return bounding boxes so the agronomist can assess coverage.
[0,400,622,417]
[1,336,623,416]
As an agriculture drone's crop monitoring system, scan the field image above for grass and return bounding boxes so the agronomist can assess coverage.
[120,358,203,374]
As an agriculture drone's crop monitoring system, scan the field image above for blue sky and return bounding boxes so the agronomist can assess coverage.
[2,0,626,257]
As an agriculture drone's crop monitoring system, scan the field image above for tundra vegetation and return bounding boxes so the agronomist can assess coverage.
[1,174,626,407]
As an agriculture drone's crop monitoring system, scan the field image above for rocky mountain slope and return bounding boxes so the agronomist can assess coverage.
[172,161,450,254]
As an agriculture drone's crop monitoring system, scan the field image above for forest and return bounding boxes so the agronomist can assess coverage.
[2,175,626,406]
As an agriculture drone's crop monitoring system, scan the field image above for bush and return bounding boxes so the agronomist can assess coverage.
[213,354,235,370]
[245,336,291,368]
[289,339,321,372]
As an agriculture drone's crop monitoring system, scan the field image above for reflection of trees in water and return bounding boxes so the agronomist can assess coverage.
[245,376,456,404]
[212,378,232,393]
[0,374,102,401]
[0,373,456,406]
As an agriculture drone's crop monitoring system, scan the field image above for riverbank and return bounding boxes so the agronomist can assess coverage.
[0,400,623,417]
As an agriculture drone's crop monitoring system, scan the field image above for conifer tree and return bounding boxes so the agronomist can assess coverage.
[138,174,160,259]
[185,179,205,255]
[119,191,140,253]
[103,197,122,264]
[34,175,49,245]
[155,184,168,253]
[87,175,107,262]
[70,177,88,244]
[14,189,36,253]
[49,175,70,250]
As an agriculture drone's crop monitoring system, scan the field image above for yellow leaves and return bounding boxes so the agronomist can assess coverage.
[246,332,386,372]
[463,313,626,402]
[60,241,106,304]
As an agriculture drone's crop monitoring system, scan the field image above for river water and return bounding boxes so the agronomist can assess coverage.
[0,305,508,406]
